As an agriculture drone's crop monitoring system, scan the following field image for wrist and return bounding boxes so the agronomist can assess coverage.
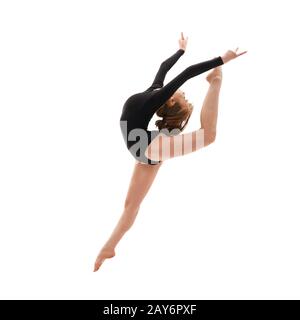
[221,55,230,64]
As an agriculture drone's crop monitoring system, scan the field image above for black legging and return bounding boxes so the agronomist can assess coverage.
[120,49,224,165]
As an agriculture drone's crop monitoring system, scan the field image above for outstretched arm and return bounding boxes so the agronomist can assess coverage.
[145,32,188,91]
[146,48,185,90]
[147,56,224,111]
[148,47,247,114]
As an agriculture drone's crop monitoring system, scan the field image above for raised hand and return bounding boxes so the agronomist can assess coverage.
[178,32,188,52]
[221,47,248,63]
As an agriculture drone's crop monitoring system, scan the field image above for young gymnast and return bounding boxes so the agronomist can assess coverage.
[94,32,247,271]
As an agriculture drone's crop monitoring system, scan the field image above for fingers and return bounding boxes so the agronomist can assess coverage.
[237,50,248,57]
[180,32,188,41]
[233,47,247,57]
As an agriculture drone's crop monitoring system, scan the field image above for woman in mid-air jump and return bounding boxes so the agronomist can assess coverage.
[94,32,247,271]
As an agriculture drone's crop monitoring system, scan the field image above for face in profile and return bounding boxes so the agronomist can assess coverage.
[168,89,193,113]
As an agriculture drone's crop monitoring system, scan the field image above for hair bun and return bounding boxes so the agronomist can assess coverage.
[155,119,165,130]
[156,104,167,117]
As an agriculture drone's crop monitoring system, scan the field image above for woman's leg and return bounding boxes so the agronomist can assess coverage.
[200,66,223,146]
[94,161,163,271]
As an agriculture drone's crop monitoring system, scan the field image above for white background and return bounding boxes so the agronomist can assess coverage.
[0,0,299,299]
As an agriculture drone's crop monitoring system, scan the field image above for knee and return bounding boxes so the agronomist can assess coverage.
[204,130,216,146]
[120,218,134,232]
[121,200,140,231]
[124,197,140,213]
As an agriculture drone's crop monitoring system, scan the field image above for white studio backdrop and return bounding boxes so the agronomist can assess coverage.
[0,0,299,299]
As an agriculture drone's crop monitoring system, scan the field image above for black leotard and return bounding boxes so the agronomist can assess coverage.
[119,49,224,165]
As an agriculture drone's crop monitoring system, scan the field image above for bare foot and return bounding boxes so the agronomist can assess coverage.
[93,248,116,272]
[206,66,222,83]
